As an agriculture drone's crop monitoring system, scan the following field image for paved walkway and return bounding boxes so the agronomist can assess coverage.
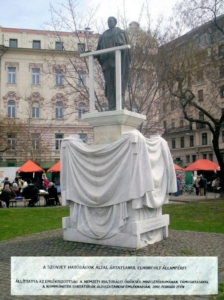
[169,192,221,203]
[1,194,223,299]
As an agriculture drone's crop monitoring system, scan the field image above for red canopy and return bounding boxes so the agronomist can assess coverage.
[184,159,219,171]
[47,161,60,173]
[16,160,44,173]
[174,163,183,170]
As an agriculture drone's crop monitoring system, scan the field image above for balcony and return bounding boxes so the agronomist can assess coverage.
[196,123,206,129]
[165,125,192,133]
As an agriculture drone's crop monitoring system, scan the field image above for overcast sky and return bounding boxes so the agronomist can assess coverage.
[0,0,178,31]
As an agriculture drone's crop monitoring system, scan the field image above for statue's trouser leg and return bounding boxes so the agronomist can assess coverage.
[103,67,116,110]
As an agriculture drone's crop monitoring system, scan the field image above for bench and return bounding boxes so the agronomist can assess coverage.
[46,198,57,206]
[10,198,31,208]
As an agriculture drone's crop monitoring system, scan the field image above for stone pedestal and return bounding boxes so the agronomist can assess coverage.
[62,110,174,249]
[82,109,146,144]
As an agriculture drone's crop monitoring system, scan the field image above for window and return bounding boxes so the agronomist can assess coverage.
[192,155,196,162]
[78,102,86,119]
[180,137,185,148]
[79,134,87,143]
[171,120,175,129]
[55,70,63,85]
[197,112,206,128]
[190,135,194,147]
[8,67,16,84]
[198,89,204,101]
[220,65,224,79]
[163,120,167,129]
[199,111,204,121]
[32,133,40,150]
[202,133,207,145]
[33,40,41,49]
[7,100,15,117]
[162,103,166,113]
[32,102,40,118]
[55,101,63,119]
[55,41,63,50]
[187,75,192,88]
[77,43,85,52]
[9,39,18,48]
[203,153,207,159]
[221,153,224,161]
[220,86,224,99]
[219,44,224,56]
[32,68,40,84]
[209,153,213,161]
[180,119,184,128]
[171,100,174,111]
[196,70,203,83]
[78,70,86,86]
[7,160,16,167]
[186,155,190,163]
[172,138,176,149]
[55,134,63,150]
[7,134,16,150]
[136,78,142,89]
[132,104,138,112]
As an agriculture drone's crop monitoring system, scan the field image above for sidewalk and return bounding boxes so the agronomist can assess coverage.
[0,228,223,300]
[169,192,221,203]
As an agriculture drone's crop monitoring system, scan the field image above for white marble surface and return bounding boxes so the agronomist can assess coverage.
[61,129,177,248]
[11,257,218,296]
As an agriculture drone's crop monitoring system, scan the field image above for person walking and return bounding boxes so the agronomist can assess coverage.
[198,175,205,196]
[203,175,208,197]
[195,175,200,196]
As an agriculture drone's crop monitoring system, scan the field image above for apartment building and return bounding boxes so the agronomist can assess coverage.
[0,26,99,168]
[160,15,224,167]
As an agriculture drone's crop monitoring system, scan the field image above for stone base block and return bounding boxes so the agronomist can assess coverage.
[62,215,169,250]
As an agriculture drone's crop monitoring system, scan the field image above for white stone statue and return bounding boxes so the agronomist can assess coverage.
[61,130,177,249]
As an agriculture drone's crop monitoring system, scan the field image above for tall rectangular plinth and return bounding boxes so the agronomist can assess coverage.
[82,109,146,144]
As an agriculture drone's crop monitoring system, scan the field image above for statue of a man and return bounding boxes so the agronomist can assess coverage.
[96,17,131,110]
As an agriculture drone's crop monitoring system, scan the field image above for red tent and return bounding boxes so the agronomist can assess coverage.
[184,159,219,172]
[16,160,44,173]
[174,163,183,170]
[47,161,60,173]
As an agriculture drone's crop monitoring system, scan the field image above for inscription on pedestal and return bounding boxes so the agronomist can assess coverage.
[132,215,169,235]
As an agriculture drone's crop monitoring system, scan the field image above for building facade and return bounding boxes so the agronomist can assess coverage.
[160,15,224,167]
[0,26,99,168]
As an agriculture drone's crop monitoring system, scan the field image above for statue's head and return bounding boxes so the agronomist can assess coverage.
[108,17,117,29]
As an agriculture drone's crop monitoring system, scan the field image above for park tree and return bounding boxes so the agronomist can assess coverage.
[159,0,224,196]
[43,0,173,136]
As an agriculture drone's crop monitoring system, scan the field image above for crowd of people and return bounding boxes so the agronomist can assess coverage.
[0,174,61,208]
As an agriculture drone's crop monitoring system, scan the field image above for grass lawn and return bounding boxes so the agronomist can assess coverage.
[0,200,223,241]
[163,200,224,234]
[0,206,69,241]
